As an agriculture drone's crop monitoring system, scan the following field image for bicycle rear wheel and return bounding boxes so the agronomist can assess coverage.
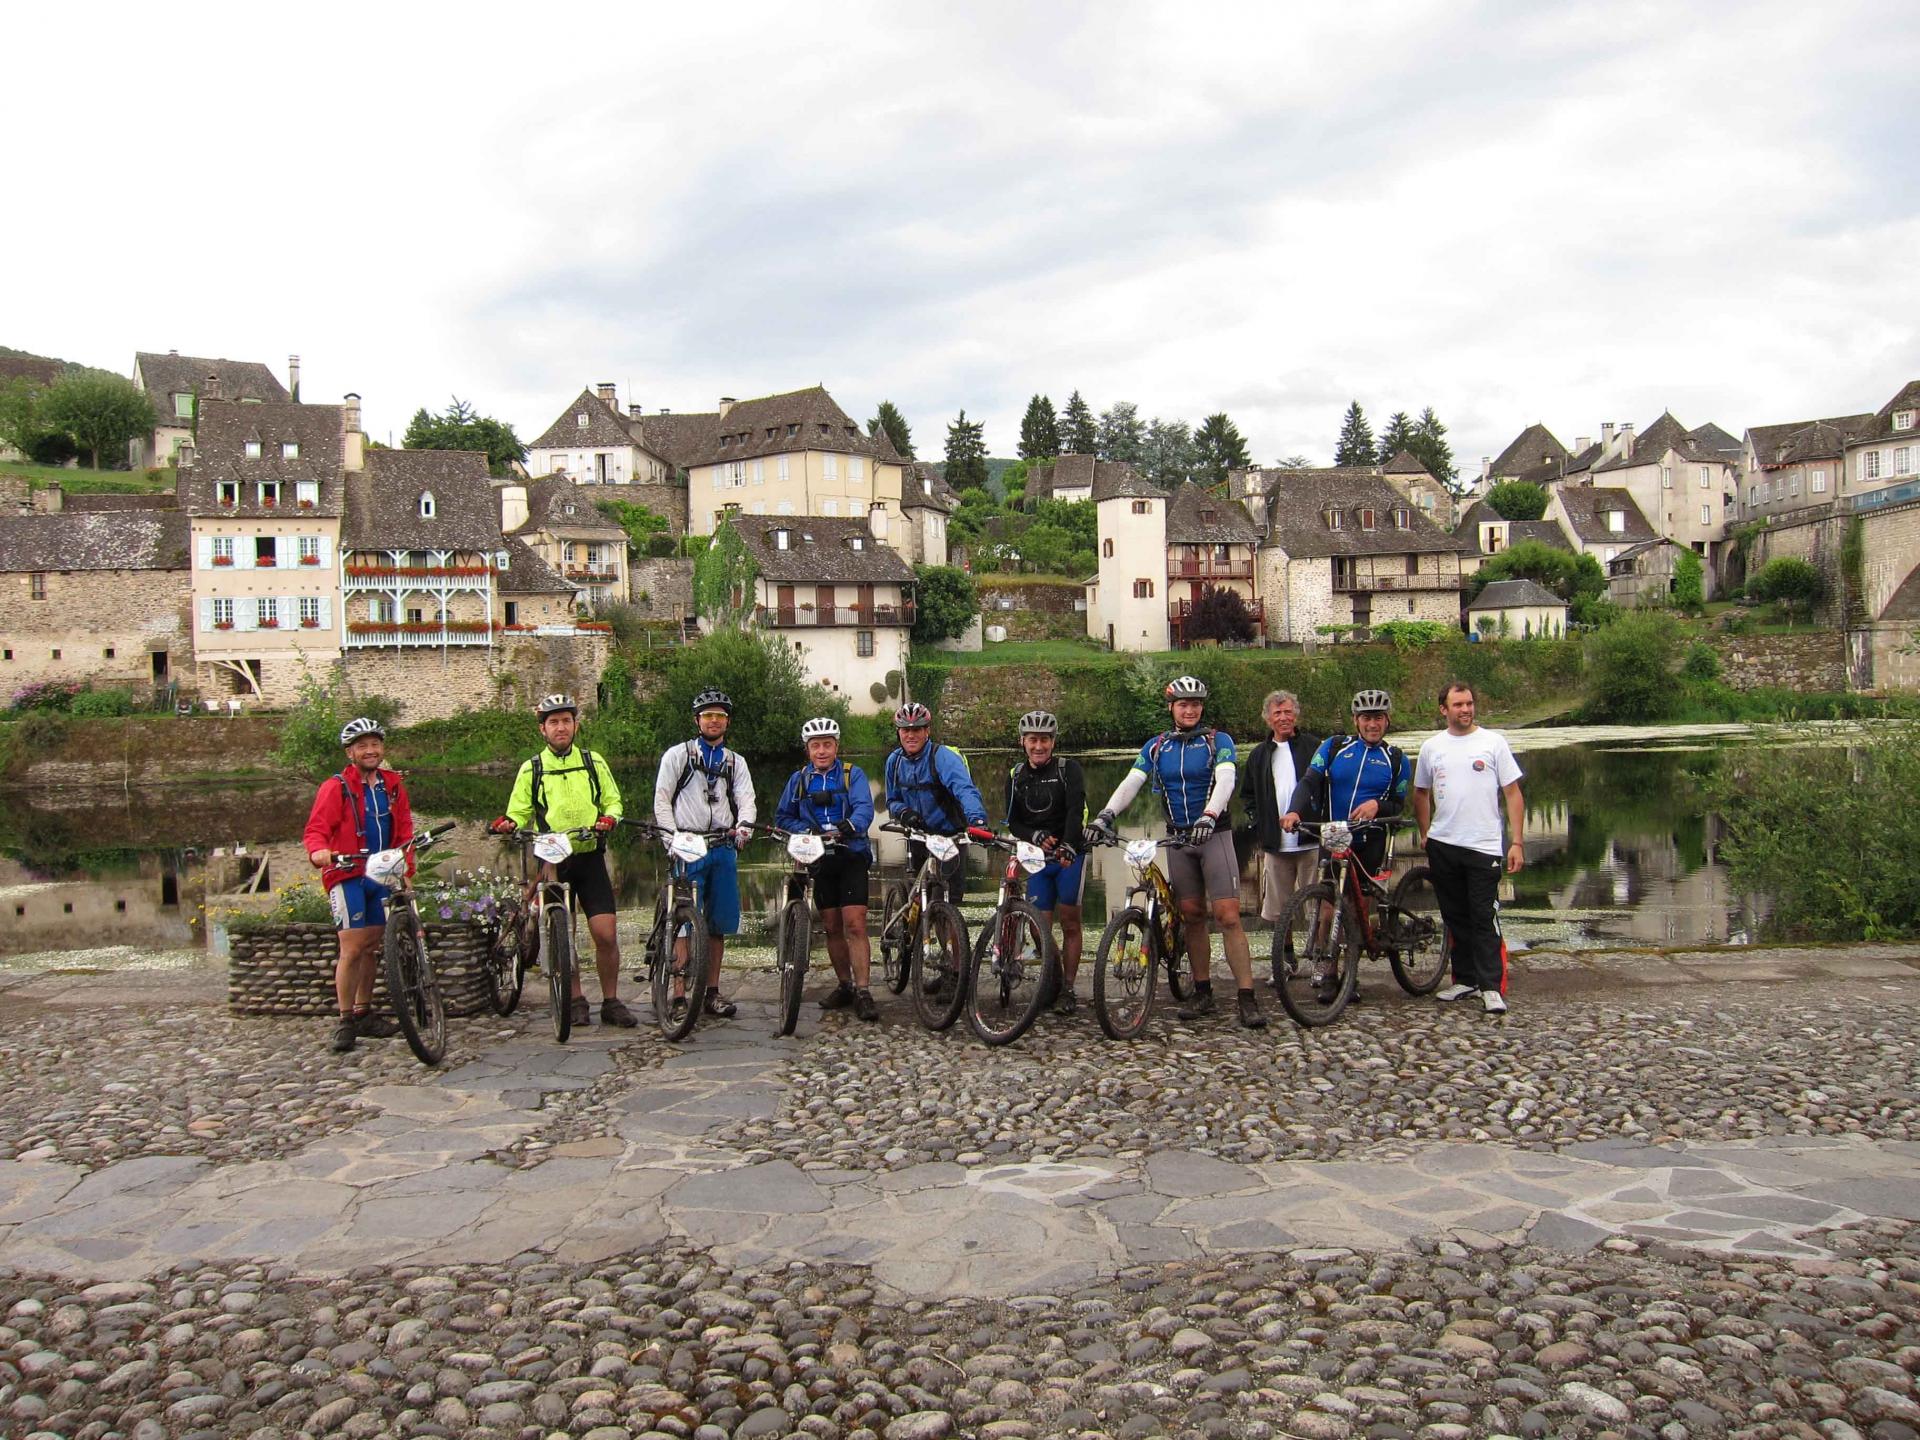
[1092,905,1158,1041]
[1164,927,1194,1002]
[1274,882,1359,1027]
[654,898,709,1042]
[911,900,969,1031]
[775,899,810,1037]
[484,902,527,1016]
[384,903,445,1066]
[1387,865,1451,994]
[967,899,1054,1047]
[546,902,574,1043]
[878,882,913,994]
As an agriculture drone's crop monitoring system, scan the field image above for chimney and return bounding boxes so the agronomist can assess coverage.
[1480,456,1491,480]
[659,408,671,416]
[343,392,364,471]
[1601,421,1615,452]
[500,483,529,533]
[39,483,64,514]
[1619,422,1635,459]
[628,403,643,418]
[178,443,194,469]
[869,502,888,543]
[288,354,301,400]
[597,382,617,409]
[168,348,179,356]
[718,397,736,418]
[1575,436,1591,453]
[1245,490,1267,533]
[203,372,222,402]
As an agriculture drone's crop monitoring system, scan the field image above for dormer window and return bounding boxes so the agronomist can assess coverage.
[296,481,318,508]
[575,411,589,429]
[172,392,193,419]
[217,481,239,507]
[282,441,300,460]
[818,423,830,435]
[1200,508,1217,523]
[245,440,262,460]
[774,528,791,550]
[1393,507,1410,528]
[1358,508,1375,532]
[787,423,799,437]
[259,481,281,508]
[1896,410,1916,432]
[1606,510,1626,533]
[848,535,866,551]
[1325,508,1343,531]
[419,491,436,519]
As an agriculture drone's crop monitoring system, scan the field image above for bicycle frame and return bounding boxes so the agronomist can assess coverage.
[1301,820,1400,954]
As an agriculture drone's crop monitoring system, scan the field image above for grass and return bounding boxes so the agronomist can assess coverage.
[1,460,176,494]
[973,573,1088,588]
[918,637,1115,667]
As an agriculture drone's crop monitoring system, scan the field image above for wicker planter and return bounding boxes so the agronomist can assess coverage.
[227,920,493,1018]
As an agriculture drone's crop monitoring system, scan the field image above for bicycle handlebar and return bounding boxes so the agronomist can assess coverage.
[878,821,971,843]
[333,821,457,864]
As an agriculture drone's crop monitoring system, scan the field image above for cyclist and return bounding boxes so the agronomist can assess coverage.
[488,694,636,1028]
[773,716,880,1021]
[1086,676,1266,1029]
[1004,709,1087,1015]
[883,700,987,905]
[651,689,757,1019]
[303,716,413,1053]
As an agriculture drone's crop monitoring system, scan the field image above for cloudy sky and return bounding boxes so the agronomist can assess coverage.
[11,1,1918,474]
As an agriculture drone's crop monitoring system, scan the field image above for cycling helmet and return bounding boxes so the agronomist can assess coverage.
[1351,688,1394,715]
[692,688,733,716]
[338,716,385,746]
[1164,675,1209,702]
[1018,710,1057,736]
[892,701,932,728]
[535,693,578,718]
[801,716,841,742]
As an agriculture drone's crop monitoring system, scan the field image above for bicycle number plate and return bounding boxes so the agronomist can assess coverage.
[532,832,574,864]
[925,834,960,862]
[1125,838,1158,868]
[669,831,709,864]
[1015,840,1048,874]
[787,833,826,865]
[365,848,408,887]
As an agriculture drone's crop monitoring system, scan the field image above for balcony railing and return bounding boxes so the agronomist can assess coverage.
[343,564,494,592]
[1332,571,1464,593]
[1170,597,1265,624]
[1169,559,1254,580]
[759,602,917,629]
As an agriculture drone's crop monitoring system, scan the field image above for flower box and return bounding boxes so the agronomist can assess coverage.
[262,498,278,509]
[298,500,315,510]
[300,618,320,629]
[299,555,320,566]
[213,621,234,630]
[259,618,280,629]
[212,556,234,567]
[255,557,275,567]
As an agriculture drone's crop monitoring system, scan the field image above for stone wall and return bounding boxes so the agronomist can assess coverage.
[628,556,694,620]
[1,567,191,696]
[228,921,492,1017]
[978,580,1084,641]
[1707,631,1850,692]
[341,632,610,722]
[624,482,689,536]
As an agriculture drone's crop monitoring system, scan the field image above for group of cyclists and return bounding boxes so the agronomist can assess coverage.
[306,670,1526,1051]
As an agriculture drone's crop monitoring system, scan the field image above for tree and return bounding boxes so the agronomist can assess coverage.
[692,521,760,628]
[1182,585,1257,644]
[1407,407,1459,489]
[403,397,527,477]
[1058,390,1097,455]
[912,564,979,645]
[1581,612,1683,723]
[868,400,914,460]
[1485,481,1549,521]
[1748,557,1826,621]
[1467,539,1607,612]
[645,628,845,762]
[38,371,153,469]
[942,409,988,491]
[1017,395,1059,460]
[1095,401,1145,464]
[1141,417,1194,488]
[1275,453,1313,469]
[594,498,669,556]
[1671,548,1705,611]
[1333,401,1376,467]
[1192,413,1252,487]
[0,376,48,459]
[1376,411,1416,465]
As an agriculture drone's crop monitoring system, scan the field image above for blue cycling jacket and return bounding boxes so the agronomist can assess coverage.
[774,762,875,856]
[884,743,987,834]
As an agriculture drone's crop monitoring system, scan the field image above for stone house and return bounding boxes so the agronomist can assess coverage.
[1740,412,1871,521]
[1380,450,1457,531]
[1467,578,1568,639]
[130,351,291,469]
[502,475,628,612]
[1163,482,1262,647]
[1086,462,1167,652]
[1027,454,1099,504]
[1606,538,1692,608]
[1588,411,1740,571]
[524,382,694,533]
[900,463,956,568]
[731,515,917,713]
[1842,380,1920,505]
[0,503,191,695]
[1452,500,1572,561]
[1546,485,1658,569]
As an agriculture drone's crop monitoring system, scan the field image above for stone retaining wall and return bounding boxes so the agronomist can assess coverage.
[627,556,694,620]
[228,921,493,1017]
[1708,631,1850,693]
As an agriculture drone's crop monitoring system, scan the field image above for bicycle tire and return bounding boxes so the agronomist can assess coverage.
[878,881,914,994]
[1274,882,1359,1027]
[775,898,810,1037]
[1164,927,1194,1002]
[655,898,709,1042]
[1093,905,1158,1041]
[1387,865,1451,995]
[967,899,1054,1047]
[484,901,527,1016]
[911,900,970,1031]
[384,903,446,1066]
[546,901,574,1043]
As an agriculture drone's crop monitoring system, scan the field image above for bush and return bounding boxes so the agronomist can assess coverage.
[15,710,70,748]
[595,600,651,648]
[1679,642,1721,682]
[912,564,979,645]
[11,681,79,713]
[224,881,333,932]
[69,687,138,717]
[1485,481,1549,521]
[1714,728,1920,940]
[1748,557,1826,619]
[643,629,846,761]
[1182,586,1257,645]
[1579,611,1682,722]
[276,671,401,779]
[1370,619,1456,651]
[646,533,677,557]
[1672,548,1705,612]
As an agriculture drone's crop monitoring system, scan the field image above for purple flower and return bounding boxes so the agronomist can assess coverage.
[439,906,454,920]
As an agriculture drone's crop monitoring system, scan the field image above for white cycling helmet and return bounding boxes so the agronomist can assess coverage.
[1164,675,1209,701]
[535,693,578,718]
[1018,710,1057,736]
[1351,688,1394,715]
[338,716,385,746]
[801,716,840,741]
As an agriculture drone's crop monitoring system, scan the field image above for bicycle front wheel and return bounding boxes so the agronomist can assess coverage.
[546,902,574,1043]
[1275,882,1359,1027]
[775,899,810,1037]
[911,900,969,1031]
[878,882,914,994]
[654,899,709,1042]
[1387,865,1451,994]
[1093,905,1158,1041]
[484,902,527,1016]
[385,904,445,1066]
[967,900,1054,1047]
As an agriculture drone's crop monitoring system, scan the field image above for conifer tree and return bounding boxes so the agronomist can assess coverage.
[1334,401,1376,467]
[1407,406,1459,488]
[1376,411,1416,466]
[1017,394,1059,460]
[1057,390,1097,455]
[868,400,915,459]
[943,409,989,490]
[1192,413,1252,486]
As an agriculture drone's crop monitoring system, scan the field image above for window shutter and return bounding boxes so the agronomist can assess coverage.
[272,535,286,567]
[319,597,332,628]
[197,534,213,569]
[238,600,257,631]
[199,598,213,631]
[318,535,331,567]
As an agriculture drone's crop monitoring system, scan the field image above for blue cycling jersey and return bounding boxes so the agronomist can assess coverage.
[1306,735,1409,822]
[1132,728,1237,829]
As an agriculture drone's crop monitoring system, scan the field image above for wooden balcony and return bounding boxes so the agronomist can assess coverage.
[759,602,917,629]
[1331,571,1464,593]
[1168,558,1254,581]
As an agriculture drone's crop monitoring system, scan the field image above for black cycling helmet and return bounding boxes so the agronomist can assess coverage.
[1164,675,1208,702]
[693,688,733,716]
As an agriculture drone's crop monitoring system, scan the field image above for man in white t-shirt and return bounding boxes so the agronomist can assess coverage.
[1413,680,1525,1014]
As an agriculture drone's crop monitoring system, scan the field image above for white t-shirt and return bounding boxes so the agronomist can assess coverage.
[1415,727,1523,857]
[1270,740,1303,853]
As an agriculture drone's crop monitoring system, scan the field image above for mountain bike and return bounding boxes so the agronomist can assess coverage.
[1089,832,1196,1041]
[766,826,837,1037]
[627,820,735,1042]
[338,822,457,1065]
[1273,818,1445,1027]
[876,822,971,1031]
[962,828,1056,1047]
[496,826,602,1042]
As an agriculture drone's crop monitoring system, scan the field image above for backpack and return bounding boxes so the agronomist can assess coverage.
[792,760,857,826]
[1317,735,1406,809]
[887,744,969,830]
[530,747,603,831]
[1143,727,1226,821]
[668,739,739,824]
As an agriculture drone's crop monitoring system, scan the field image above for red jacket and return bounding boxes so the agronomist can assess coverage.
[304,765,415,890]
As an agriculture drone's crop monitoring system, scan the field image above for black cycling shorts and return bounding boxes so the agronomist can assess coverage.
[555,847,617,919]
[812,850,871,911]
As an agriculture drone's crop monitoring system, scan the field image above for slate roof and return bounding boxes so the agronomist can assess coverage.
[1260,469,1472,558]
[1031,454,1097,498]
[633,410,718,469]
[1451,501,1574,554]
[527,388,640,453]
[518,475,626,538]
[62,491,177,512]
[1688,422,1743,460]
[1554,486,1657,544]
[1606,537,1686,572]
[1561,441,1604,478]
[731,515,915,585]
[497,535,574,596]
[904,461,957,513]
[1594,412,1733,472]
[1489,424,1569,484]
[0,510,189,572]
[341,450,503,551]
[693,387,881,467]
[1468,578,1567,611]
[1089,460,1158,502]
[181,401,344,517]
[1859,380,1920,443]
[1165,482,1258,544]
[135,352,288,426]
[1381,450,1431,476]
[1748,414,1873,469]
